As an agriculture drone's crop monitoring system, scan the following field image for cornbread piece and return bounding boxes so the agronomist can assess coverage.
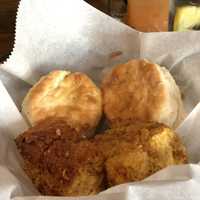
[16,119,105,196]
[102,59,184,128]
[22,70,102,135]
[94,121,187,186]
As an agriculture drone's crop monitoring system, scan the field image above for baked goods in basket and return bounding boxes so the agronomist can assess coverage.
[16,119,187,196]
[16,59,187,196]
[102,59,184,128]
[22,70,102,135]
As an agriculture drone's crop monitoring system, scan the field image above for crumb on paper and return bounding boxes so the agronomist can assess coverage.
[109,51,123,59]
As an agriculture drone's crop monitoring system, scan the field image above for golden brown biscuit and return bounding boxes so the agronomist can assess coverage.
[102,59,184,128]
[22,70,102,135]
[15,118,105,196]
[94,121,187,186]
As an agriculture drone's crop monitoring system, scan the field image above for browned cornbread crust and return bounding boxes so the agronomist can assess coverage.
[16,118,105,196]
[16,120,187,196]
[94,121,187,186]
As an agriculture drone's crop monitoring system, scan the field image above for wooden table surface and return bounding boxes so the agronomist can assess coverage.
[0,0,19,62]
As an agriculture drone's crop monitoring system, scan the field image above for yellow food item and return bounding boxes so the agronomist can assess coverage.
[174,6,200,31]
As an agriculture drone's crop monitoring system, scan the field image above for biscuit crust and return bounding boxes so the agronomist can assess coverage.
[22,71,102,133]
[102,59,183,128]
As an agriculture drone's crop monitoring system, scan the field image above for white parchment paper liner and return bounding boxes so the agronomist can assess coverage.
[1,0,200,199]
